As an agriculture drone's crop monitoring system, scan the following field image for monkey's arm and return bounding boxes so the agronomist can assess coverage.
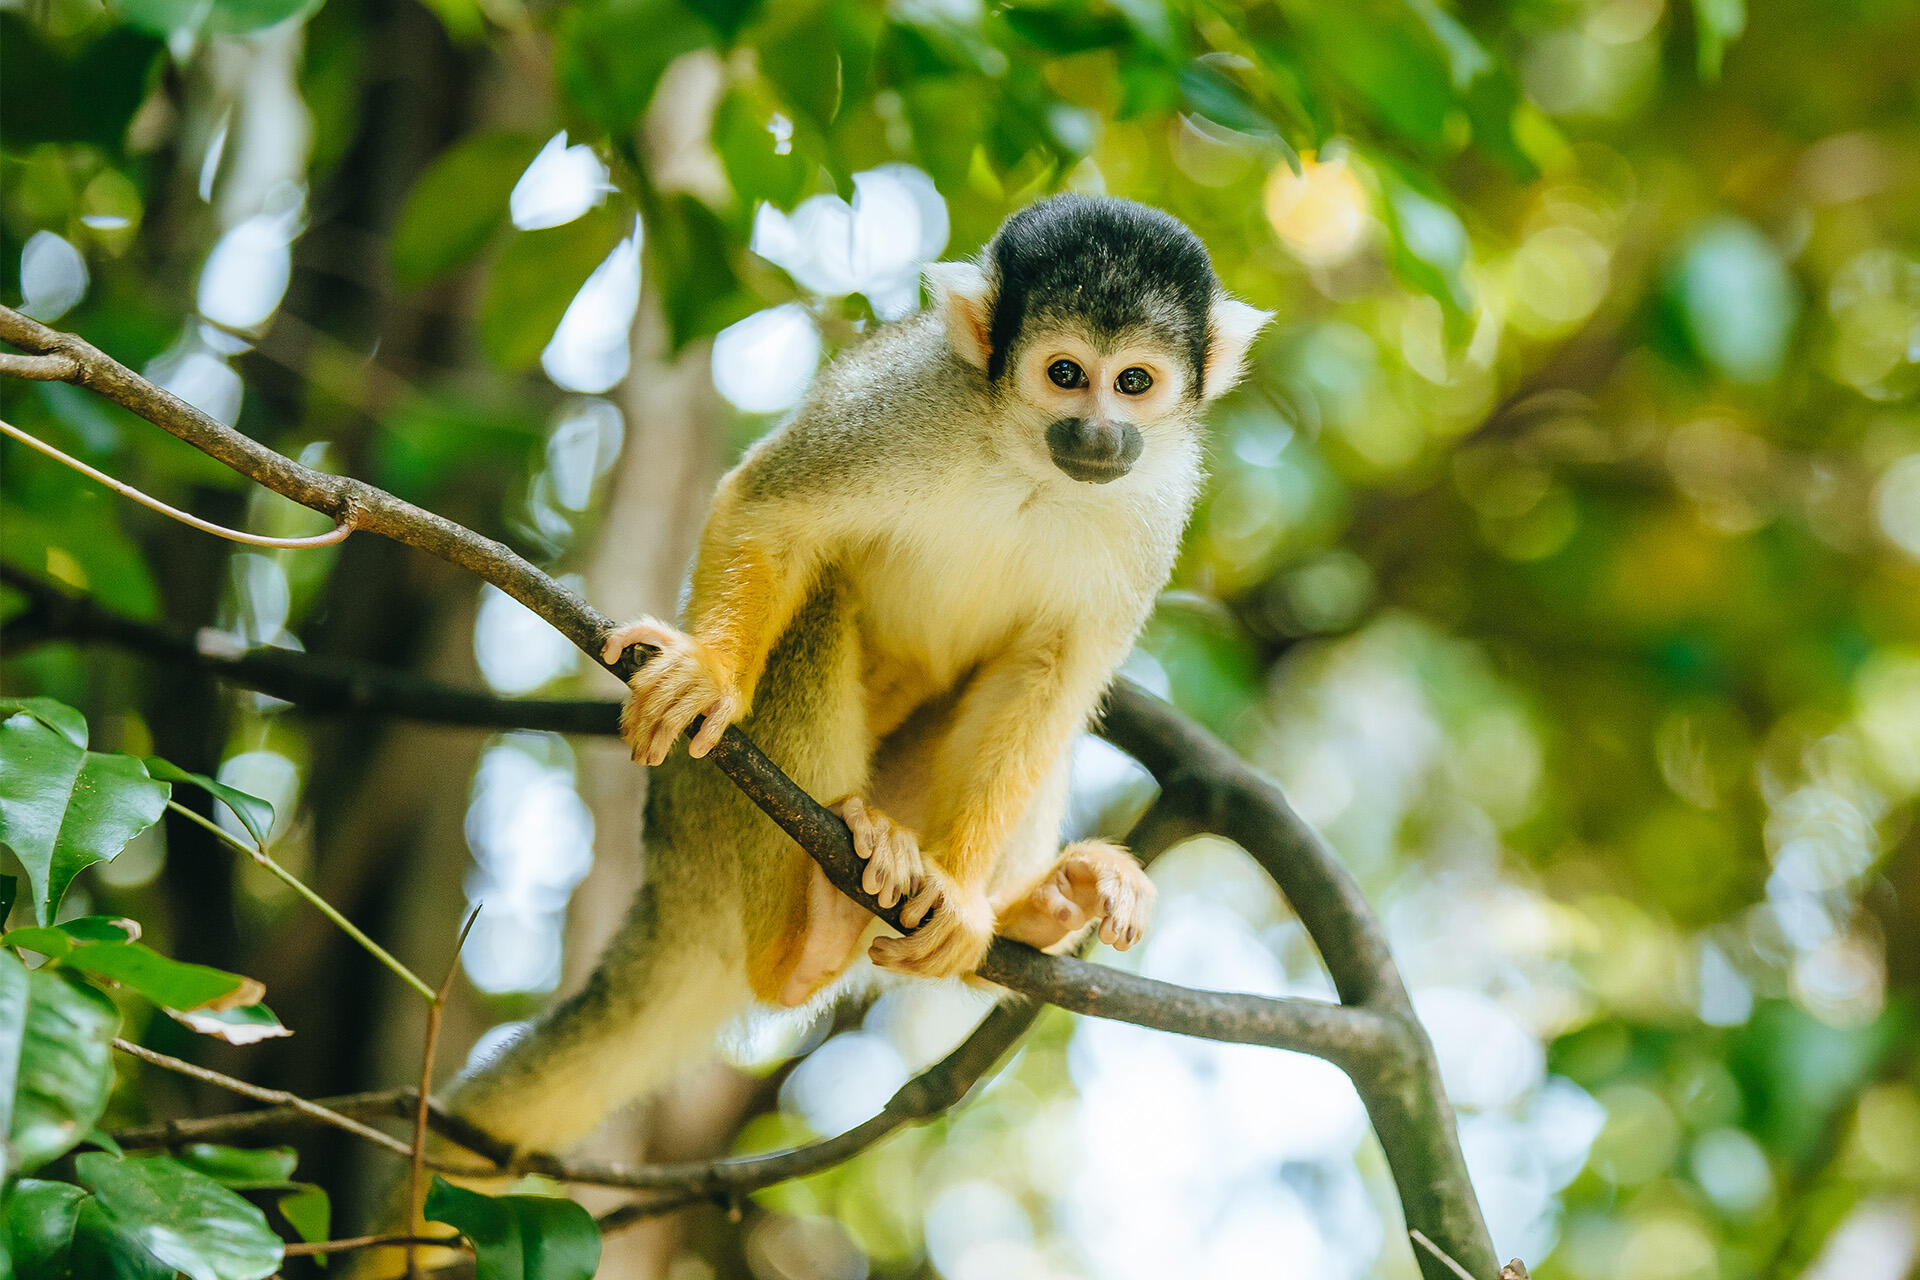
[871,628,1126,978]
[605,475,828,764]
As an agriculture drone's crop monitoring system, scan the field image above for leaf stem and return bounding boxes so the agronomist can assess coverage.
[165,800,436,1002]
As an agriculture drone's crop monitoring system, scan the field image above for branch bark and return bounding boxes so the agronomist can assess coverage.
[3,305,1496,1279]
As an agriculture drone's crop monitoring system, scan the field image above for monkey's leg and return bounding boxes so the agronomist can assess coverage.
[774,861,878,1007]
[993,839,1156,952]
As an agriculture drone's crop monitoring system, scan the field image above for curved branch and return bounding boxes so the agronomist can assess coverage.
[3,307,1494,1279]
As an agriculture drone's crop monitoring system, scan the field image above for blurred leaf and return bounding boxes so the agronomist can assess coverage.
[713,86,811,210]
[481,204,632,370]
[0,490,163,623]
[64,942,264,1014]
[1299,11,1455,150]
[111,0,325,37]
[999,3,1131,54]
[373,387,545,507]
[556,0,711,138]
[143,758,274,848]
[683,0,758,40]
[165,1002,292,1045]
[0,18,163,148]
[278,1184,331,1251]
[2,954,120,1177]
[392,132,546,286]
[647,194,753,349]
[78,1152,283,1280]
[1662,217,1800,384]
[1692,0,1746,78]
[424,1177,601,1280]
[0,710,170,924]
[1378,168,1473,324]
[757,12,843,128]
[175,1144,299,1189]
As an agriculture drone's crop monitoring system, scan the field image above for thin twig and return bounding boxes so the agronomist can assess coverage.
[112,1038,416,1159]
[410,908,481,1280]
[1411,1229,1483,1280]
[165,800,436,1002]
[0,416,354,548]
[285,1234,472,1258]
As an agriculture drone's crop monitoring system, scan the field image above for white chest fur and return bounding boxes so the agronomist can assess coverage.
[847,467,1176,685]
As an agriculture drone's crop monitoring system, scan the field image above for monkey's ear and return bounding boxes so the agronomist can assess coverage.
[1202,295,1275,400]
[924,261,994,369]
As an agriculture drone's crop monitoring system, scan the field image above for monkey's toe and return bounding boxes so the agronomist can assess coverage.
[870,877,994,978]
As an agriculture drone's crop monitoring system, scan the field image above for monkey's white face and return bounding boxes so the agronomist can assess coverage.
[1008,329,1197,485]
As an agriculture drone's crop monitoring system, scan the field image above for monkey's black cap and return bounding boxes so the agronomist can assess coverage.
[984,194,1218,383]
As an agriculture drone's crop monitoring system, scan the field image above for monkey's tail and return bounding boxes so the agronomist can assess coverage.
[442,877,750,1154]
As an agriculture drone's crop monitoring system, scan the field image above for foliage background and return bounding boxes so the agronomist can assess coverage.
[4,0,1920,1276]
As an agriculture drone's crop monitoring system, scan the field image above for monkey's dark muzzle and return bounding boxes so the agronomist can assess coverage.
[1047,417,1142,484]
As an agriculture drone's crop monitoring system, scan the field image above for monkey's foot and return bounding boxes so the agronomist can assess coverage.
[829,797,925,910]
[995,840,1155,952]
[869,866,995,979]
[604,616,742,766]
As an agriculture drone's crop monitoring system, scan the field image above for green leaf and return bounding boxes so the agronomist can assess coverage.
[278,1184,331,1249]
[756,11,843,128]
[111,0,325,38]
[713,87,811,210]
[392,132,547,286]
[78,1153,284,1280]
[1379,168,1473,325]
[5,917,142,958]
[3,927,75,960]
[0,18,165,149]
[2,954,120,1177]
[57,916,142,944]
[481,205,634,370]
[683,0,758,40]
[0,711,171,924]
[647,194,754,350]
[175,1143,299,1189]
[166,1001,293,1045]
[1001,3,1132,54]
[65,942,263,1014]
[143,759,275,848]
[556,0,711,138]
[4,1178,88,1275]
[0,697,88,748]
[424,1177,601,1280]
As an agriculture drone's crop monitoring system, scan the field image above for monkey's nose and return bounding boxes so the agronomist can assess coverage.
[1047,417,1143,483]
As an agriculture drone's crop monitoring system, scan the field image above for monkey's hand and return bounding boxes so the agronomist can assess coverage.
[868,864,995,979]
[829,797,926,910]
[603,616,743,766]
[995,840,1155,953]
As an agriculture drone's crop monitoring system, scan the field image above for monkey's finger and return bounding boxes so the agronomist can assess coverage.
[601,616,678,663]
[647,687,705,766]
[687,692,738,759]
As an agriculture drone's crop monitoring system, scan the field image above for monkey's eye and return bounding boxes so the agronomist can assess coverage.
[1116,367,1153,395]
[1047,360,1087,390]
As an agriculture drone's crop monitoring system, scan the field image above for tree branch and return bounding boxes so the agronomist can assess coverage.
[4,307,1495,1279]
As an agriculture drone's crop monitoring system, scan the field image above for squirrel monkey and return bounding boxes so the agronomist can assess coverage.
[448,195,1272,1152]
